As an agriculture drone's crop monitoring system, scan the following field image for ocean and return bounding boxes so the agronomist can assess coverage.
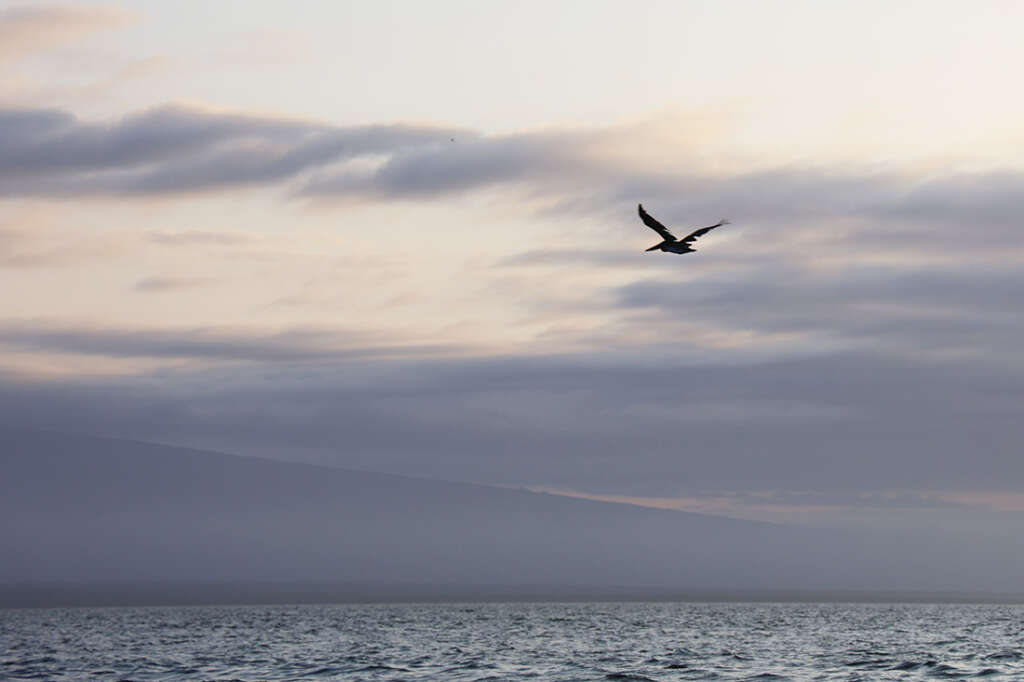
[2,602,1022,680]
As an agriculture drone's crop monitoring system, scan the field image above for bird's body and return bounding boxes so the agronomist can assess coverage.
[638,204,728,255]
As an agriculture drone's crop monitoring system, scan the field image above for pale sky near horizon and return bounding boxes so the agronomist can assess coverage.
[3,0,1024,535]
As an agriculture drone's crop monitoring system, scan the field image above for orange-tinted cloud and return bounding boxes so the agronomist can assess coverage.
[0,5,132,64]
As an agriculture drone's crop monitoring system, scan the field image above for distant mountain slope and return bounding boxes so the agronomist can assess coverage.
[2,429,1020,604]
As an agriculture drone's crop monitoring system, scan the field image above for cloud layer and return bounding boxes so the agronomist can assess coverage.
[3,101,1024,536]
[3,104,1023,251]
[2,348,1022,534]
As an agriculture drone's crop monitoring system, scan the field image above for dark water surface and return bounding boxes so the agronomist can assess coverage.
[3,602,1023,680]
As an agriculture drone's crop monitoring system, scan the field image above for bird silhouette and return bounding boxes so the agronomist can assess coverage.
[638,204,729,254]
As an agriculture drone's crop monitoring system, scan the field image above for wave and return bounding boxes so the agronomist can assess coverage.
[7,602,1024,681]
[984,649,1023,661]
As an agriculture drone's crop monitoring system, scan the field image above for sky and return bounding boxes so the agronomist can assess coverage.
[2,0,1024,536]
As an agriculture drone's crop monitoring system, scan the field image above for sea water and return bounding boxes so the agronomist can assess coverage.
[3,602,1023,680]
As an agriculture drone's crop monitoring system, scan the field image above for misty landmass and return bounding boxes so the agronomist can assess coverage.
[2,429,1022,608]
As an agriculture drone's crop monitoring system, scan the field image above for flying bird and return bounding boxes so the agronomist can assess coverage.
[638,203,729,254]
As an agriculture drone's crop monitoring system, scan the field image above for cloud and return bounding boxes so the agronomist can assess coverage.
[0,103,594,200]
[0,5,132,64]
[499,249,654,268]
[146,230,252,247]
[300,131,588,199]
[526,486,970,516]
[300,137,1024,242]
[937,491,1024,513]
[0,321,462,363]
[3,101,1024,538]
[3,103,1024,260]
[521,486,1024,534]
[605,259,1024,363]
[132,276,217,292]
[5,106,1018,379]
[0,300,1021,536]
[0,104,465,196]
[0,224,131,268]
[0,347,1022,540]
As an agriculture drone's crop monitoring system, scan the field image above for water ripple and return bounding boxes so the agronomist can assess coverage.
[2,603,1023,681]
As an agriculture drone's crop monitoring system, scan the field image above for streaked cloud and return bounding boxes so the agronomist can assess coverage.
[145,230,252,247]
[0,104,465,196]
[605,260,1024,362]
[0,320,462,363]
[521,486,1024,537]
[0,5,132,64]
[499,249,648,268]
[132,276,217,292]
[0,223,132,268]
[3,104,1024,257]
[300,130,592,199]
[937,491,1024,513]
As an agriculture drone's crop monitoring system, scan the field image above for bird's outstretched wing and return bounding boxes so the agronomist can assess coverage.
[682,219,729,244]
[638,204,676,241]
